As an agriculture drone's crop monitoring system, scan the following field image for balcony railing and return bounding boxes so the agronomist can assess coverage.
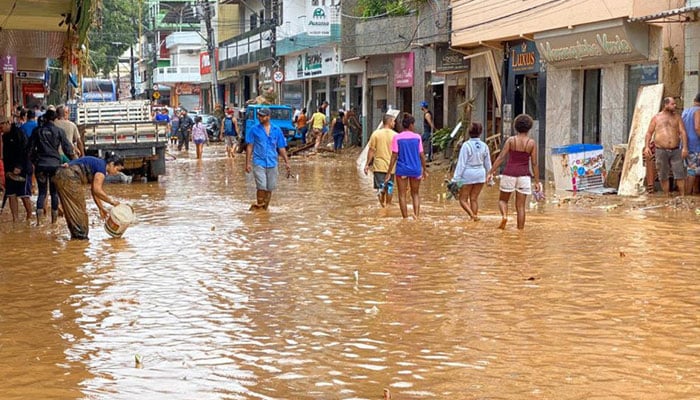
[153,65,202,84]
[217,27,273,70]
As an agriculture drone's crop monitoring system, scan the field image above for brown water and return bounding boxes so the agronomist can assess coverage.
[1,145,699,400]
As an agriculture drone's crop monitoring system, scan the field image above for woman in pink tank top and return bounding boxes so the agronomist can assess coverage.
[487,114,541,230]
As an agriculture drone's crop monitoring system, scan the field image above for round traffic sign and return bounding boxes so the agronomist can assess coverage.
[153,83,159,91]
[273,70,284,83]
[153,91,161,99]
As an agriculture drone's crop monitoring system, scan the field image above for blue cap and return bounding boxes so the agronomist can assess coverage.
[420,101,429,108]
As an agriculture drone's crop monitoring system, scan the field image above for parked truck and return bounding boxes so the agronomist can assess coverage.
[73,100,168,181]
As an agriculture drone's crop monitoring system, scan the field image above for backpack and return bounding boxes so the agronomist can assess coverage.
[224,117,236,135]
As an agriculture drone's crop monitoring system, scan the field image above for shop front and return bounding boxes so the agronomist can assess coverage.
[435,44,470,129]
[534,18,661,173]
[504,40,545,175]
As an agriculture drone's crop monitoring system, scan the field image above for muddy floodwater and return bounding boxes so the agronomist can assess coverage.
[1,145,699,400]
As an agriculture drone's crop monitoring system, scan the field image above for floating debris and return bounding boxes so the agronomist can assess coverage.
[135,354,143,368]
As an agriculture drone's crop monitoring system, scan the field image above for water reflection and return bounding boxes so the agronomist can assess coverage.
[1,145,698,399]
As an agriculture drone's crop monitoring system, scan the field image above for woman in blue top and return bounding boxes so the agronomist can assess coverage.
[385,113,428,219]
[53,154,125,239]
[452,122,492,221]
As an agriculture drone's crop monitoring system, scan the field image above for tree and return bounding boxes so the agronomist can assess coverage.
[87,0,146,76]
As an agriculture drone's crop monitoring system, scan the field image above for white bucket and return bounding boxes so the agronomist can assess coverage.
[104,204,135,238]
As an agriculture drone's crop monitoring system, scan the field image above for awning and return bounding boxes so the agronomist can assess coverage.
[628,6,700,22]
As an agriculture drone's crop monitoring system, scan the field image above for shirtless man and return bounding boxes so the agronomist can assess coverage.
[643,97,688,196]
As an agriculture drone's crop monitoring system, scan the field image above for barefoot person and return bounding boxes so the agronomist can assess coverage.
[644,97,688,196]
[487,114,541,230]
[245,107,291,211]
[451,122,492,221]
[53,154,125,239]
[385,112,428,218]
[364,113,397,207]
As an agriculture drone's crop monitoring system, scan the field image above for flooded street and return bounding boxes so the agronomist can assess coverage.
[1,144,699,399]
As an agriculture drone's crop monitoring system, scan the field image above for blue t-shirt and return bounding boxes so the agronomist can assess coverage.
[155,114,170,123]
[245,122,286,168]
[392,131,423,178]
[22,120,38,138]
[69,156,107,177]
[682,105,700,153]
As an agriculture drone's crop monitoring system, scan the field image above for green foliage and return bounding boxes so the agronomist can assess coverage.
[358,0,415,17]
[87,0,146,76]
[431,127,453,151]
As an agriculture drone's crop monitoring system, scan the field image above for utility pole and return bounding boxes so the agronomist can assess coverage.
[201,0,219,110]
[130,44,136,100]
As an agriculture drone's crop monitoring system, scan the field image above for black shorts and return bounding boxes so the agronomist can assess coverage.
[5,173,30,197]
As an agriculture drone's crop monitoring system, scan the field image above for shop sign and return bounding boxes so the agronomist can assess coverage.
[306,5,331,36]
[2,55,16,73]
[22,83,45,94]
[200,49,218,75]
[285,48,338,81]
[394,52,414,88]
[509,40,540,74]
[535,20,649,67]
[175,83,200,96]
[259,61,274,86]
[436,44,469,73]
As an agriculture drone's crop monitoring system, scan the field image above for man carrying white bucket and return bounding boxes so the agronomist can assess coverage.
[53,153,125,239]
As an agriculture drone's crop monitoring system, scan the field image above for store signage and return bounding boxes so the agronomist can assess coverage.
[2,55,16,73]
[22,83,45,94]
[285,48,338,81]
[306,5,331,37]
[535,20,649,67]
[436,44,470,73]
[394,52,414,88]
[509,41,540,74]
[200,50,218,75]
[17,70,46,80]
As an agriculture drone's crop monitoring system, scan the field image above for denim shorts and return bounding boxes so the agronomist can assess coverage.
[253,164,278,191]
[686,151,700,177]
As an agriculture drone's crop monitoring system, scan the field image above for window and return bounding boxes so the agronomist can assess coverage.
[626,64,658,142]
[259,9,265,25]
[250,13,257,30]
[582,69,601,144]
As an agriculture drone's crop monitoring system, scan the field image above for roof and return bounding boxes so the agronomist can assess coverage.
[628,5,700,22]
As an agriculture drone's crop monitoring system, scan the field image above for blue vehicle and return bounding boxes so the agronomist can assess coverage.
[243,104,303,146]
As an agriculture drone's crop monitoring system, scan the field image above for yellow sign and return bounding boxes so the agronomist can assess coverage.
[153,91,161,99]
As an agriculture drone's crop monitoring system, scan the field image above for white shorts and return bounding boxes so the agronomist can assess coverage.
[499,175,532,195]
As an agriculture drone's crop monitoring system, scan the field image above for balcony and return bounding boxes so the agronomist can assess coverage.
[217,26,274,71]
[153,65,202,84]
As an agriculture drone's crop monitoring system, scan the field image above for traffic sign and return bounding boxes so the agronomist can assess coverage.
[152,91,161,100]
[273,70,284,83]
[153,83,159,91]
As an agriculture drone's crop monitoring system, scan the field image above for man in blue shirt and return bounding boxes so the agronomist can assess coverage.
[245,107,291,211]
[21,110,38,138]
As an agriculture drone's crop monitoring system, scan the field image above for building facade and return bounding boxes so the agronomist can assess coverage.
[450,0,684,179]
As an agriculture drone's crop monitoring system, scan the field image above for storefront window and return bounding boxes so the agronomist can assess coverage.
[582,69,601,144]
[626,64,658,142]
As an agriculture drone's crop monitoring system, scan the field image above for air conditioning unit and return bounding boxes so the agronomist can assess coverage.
[186,49,196,55]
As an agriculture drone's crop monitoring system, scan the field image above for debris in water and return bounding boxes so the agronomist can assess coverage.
[383,388,391,399]
[695,208,700,215]
[354,270,359,283]
[211,225,216,231]
[365,305,379,315]
[135,354,143,368]
[619,251,626,258]
[525,276,537,281]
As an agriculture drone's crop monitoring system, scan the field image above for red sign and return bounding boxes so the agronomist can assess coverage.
[200,49,218,75]
[394,52,414,88]
[22,83,45,94]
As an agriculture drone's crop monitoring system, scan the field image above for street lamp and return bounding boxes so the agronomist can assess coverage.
[111,41,136,100]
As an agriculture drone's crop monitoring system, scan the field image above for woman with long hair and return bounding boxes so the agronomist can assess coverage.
[385,112,428,218]
[452,122,491,221]
[487,114,541,229]
[192,115,209,159]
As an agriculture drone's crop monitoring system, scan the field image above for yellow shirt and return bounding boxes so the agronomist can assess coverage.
[311,112,326,130]
[368,128,396,173]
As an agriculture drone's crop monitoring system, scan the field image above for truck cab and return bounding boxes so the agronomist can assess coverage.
[242,105,302,145]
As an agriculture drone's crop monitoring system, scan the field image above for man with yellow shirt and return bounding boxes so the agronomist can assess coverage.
[363,113,397,207]
[310,106,327,152]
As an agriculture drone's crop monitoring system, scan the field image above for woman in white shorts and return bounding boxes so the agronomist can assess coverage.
[487,114,541,230]
[452,122,491,221]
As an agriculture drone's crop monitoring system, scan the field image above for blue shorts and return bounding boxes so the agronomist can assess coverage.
[253,164,278,191]
[194,138,206,145]
[686,151,700,177]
